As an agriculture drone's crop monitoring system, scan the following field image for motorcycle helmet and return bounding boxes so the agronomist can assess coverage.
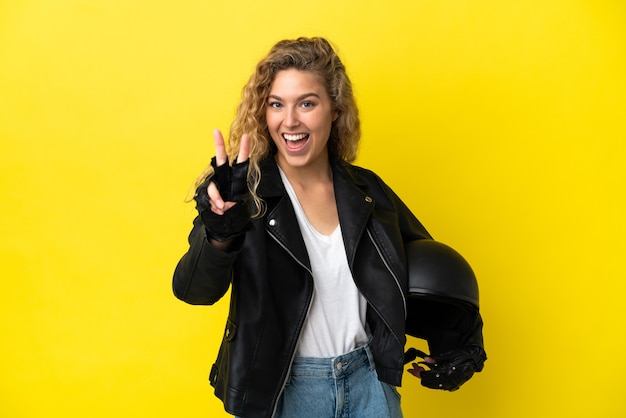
[404,239,484,355]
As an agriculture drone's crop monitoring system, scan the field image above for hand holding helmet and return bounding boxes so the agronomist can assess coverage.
[406,345,486,391]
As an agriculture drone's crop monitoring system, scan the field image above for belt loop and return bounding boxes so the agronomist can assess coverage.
[364,343,376,371]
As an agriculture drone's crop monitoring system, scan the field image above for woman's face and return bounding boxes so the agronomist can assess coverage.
[266,68,337,172]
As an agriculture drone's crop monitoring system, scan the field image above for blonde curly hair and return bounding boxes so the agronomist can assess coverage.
[194,37,361,217]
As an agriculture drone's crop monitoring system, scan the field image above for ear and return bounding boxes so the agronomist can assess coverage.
[332,111,339,122]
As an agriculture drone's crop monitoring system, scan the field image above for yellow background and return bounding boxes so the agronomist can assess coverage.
[1,0,625,417]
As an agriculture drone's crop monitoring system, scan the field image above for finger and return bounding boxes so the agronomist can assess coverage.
[208,182,225,212]
[424,356,436,364]
[213,129,228,166]
[407,364,425,378]
[236,134,250,163]
[211,201,237,215]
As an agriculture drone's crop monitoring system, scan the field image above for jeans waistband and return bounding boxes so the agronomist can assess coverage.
[290,344,376,379]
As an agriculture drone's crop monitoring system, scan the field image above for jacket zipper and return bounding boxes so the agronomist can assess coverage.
[366,228,407,319]
[266,228,314,418]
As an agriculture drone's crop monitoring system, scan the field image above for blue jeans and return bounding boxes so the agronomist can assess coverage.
[272,344,402,418]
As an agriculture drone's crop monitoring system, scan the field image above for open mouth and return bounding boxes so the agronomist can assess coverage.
[282,133,310,151]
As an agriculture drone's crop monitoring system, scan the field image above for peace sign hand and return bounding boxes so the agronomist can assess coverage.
[194,129,252,243]
[207,129,250,215]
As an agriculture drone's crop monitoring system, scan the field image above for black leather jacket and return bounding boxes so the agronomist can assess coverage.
[173,157,432,418]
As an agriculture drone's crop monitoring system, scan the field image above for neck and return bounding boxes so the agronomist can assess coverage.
[275,156,333,187]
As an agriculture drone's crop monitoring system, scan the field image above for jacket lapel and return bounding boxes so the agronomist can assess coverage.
[332,161,374,269]
[257,158,311,272]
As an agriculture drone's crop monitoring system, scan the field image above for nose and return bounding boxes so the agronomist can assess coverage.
[284,108,300,128]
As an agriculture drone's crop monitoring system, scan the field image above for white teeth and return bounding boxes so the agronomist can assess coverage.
[283,133,308,141]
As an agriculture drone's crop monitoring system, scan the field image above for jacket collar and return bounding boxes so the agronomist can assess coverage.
[256,157,285,198]
[256,157,374,269]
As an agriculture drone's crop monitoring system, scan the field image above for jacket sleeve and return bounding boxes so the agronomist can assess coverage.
[172,215,239,305]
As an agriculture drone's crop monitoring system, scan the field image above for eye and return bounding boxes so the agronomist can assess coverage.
[300,101,315,108]
[268,101,283,109]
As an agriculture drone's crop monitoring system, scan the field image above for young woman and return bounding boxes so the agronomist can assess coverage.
[173,37,484,418]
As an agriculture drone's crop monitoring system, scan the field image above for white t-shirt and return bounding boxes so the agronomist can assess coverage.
[279,169,369,358]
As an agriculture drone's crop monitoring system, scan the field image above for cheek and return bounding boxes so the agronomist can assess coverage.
[265,114,281,143]
[313,113,334,134]
[266,111,283,132]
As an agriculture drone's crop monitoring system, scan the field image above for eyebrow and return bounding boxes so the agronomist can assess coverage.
[267,93,321,101]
